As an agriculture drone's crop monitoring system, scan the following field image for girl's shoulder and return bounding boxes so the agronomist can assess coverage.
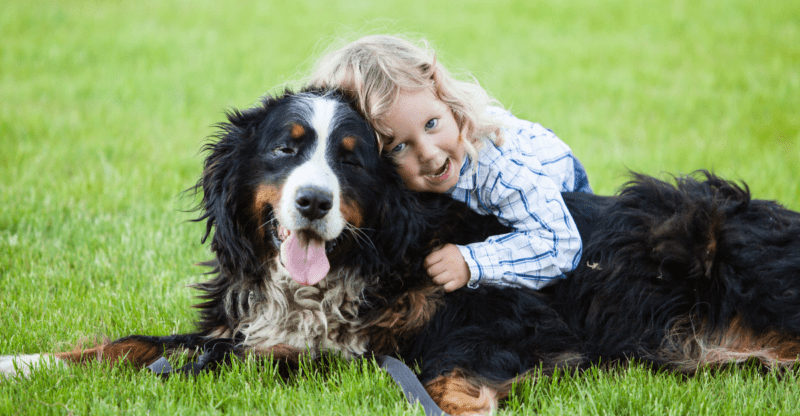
[480,108,574,168]
[485,107,552,139]
[485,106,519,129]
[484,110,555,149]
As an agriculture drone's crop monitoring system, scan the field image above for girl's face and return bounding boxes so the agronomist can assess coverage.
[383,88,465,193]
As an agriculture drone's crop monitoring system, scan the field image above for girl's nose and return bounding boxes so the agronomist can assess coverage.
[417,141,438,164]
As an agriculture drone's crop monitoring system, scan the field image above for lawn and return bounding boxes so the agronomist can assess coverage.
[1,0,798,414]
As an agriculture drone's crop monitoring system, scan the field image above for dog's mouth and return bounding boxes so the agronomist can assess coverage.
[273,225,338,286]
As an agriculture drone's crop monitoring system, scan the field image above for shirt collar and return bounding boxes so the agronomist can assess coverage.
[450,154,475,192]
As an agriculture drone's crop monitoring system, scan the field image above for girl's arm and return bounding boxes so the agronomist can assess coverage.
[449,120,584,289]
[457,162,582,289]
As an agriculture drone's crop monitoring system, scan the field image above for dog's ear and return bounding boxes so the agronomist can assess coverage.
[194,106,270,275]
[369,159,434,266]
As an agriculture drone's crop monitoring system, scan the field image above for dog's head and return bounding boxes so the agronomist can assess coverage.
[196,89,408,286]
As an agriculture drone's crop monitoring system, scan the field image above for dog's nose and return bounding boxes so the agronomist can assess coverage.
[295,187,333,220]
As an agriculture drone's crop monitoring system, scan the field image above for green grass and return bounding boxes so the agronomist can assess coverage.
[1,0,799,414]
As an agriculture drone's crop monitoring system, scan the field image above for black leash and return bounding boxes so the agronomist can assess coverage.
[147,344,449,416]
[374,355,449,416]
[147,337,237,377]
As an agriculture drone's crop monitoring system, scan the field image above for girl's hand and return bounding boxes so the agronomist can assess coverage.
[424,244,471,292]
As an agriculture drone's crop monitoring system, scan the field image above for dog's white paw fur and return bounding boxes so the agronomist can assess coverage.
[0,354,64,377]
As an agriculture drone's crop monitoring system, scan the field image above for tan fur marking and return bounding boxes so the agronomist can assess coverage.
[341,136,357,152]
[425,372,499,415]
[254,184,282,212]
[662,315,800,372]
[252,184,282,239]
[251,344,304,361]
[253,183,281,225]
[363,284,443,354]
[290,123,305,139]
[340,197,364,229]
[55,339,172,368]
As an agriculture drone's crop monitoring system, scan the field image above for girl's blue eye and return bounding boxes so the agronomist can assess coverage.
[425,118,438,130]
[391,143,406,153]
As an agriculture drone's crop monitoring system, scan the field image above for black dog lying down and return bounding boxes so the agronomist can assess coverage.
[2,89,799,415]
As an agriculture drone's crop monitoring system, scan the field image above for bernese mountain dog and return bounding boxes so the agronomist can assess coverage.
[2,89,800,416]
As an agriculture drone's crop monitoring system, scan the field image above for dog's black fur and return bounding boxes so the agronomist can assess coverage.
[409,175,800,397]
[12,89,800,415]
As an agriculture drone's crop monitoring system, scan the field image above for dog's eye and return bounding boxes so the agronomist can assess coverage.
[274,146,296,155]
[341,158,362,169]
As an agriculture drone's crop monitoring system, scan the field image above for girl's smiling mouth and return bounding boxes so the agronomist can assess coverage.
[425,158,452,182]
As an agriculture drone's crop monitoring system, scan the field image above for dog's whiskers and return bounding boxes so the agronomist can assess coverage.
[345,222,378,254]
[258,218,278,231]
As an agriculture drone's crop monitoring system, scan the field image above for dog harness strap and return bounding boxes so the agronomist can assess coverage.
[147,356,173,375]
[146,337,239,378]
[147,349,448,415]
[146,355,207,378]
[375,355,450,416]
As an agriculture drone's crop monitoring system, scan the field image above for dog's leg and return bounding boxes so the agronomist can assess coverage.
[362,283,444,355]
[1,334,205,377]
[250,343,304,362]
[423,369,506,416]
[661,316,800,372]
[56,335,195,367]
[246,344,330,379]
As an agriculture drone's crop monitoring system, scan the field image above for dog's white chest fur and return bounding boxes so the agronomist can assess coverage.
[238,264,369,359]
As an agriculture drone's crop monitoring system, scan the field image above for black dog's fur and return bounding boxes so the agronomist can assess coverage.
[411,175,800,400]
[12,89,800,415]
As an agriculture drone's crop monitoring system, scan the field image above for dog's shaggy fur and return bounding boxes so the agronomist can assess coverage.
[3,89,800,415]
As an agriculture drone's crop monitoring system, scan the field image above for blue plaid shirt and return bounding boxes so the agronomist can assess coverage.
[450,108,592,289]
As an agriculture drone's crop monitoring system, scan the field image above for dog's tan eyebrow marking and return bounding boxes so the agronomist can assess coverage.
[341,136,358,152]
[290,124,305,139]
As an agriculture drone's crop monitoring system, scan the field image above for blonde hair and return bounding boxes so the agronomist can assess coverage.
[307,34,503,161]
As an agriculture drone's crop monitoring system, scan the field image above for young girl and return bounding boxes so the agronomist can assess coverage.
[308,35,592,292]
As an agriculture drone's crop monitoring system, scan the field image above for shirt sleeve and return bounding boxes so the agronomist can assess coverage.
[456,151,583,290]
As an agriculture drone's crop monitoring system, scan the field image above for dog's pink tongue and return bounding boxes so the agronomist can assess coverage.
[280,232,330,285]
